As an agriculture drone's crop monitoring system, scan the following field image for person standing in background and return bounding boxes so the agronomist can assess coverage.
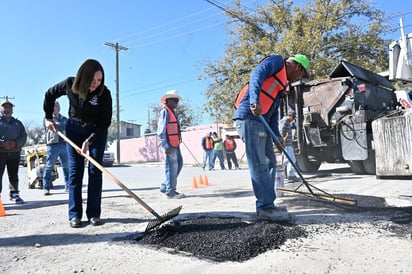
[43,59,112,228]
[279,110,299,182]
[201,132,214,171]
[0,99,27,204]
[43,101,70,195]
[212,132,225,170]
[157,90,185,199]
[223,135,239,170]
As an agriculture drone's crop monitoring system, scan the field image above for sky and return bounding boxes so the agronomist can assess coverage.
[1,0,412,131]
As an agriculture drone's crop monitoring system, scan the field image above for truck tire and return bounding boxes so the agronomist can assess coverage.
[362,151,376,175]
[348,161,366,174]
[295,151,321,172]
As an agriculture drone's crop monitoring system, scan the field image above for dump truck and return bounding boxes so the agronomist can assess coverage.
[285,19,412,176]
[284,61,398,175]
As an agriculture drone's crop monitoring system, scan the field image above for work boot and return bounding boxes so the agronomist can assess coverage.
[256,207,290,222]
[287,175,300,182]
[166,191,185,199]
[69,217,81,228]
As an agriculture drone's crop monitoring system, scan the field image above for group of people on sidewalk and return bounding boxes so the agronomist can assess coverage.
[201,132,240,171]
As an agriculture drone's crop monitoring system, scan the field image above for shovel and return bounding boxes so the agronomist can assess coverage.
[57,131,181,231]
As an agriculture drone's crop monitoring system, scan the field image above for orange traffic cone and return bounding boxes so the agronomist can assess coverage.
[199,175,204,185]
[192,176,198,188]
[0,199,6,217]
[204,175,209,186]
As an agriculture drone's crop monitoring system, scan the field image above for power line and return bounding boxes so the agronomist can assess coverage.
[129,21,225,48]
[124,12,223,45]
[111,4,221,42]
[122,78,199,99]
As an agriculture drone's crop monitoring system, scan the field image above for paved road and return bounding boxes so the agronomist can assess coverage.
[1,162,411,274]
[10,162,412,209]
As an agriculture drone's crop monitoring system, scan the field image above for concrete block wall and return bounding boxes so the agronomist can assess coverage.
[114,123,246,166]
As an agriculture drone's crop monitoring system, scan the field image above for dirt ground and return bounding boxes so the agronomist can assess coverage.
[1,165,411,273]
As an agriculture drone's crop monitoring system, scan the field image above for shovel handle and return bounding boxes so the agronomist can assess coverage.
[57,131,161,218]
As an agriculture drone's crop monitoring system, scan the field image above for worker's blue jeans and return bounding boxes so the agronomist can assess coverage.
[66,120,107,221]
[236,119,276,212]
[202,150,214,170]
[43,143,69,190]
[161,147,183,195]
[213,150,225,169]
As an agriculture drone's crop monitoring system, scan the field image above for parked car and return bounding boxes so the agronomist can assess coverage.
[102,151,115,167]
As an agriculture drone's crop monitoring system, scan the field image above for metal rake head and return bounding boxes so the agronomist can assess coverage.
[145,205,182,232]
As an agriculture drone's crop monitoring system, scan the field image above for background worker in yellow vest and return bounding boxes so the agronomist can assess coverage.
[224,135,240,170]
[157,90,185,199]
[201,132,214,171]
[212,132,225,170]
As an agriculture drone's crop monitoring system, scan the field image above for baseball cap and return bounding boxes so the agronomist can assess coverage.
[288,110,296,118]
[290,54,310,78]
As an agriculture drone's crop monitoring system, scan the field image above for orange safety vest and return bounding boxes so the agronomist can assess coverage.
[234,63,287,115]
[205,137,214,150]
[164,106,180,148]
[224,139,235,151]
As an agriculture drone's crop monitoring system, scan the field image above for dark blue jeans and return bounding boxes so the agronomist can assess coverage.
[66,120,107,221]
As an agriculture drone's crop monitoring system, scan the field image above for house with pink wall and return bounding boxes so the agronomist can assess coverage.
[114,123,246,166]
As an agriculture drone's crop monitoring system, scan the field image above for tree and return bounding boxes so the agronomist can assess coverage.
[24,122,44,145]
[201,0,391,124]
[148,99,198,132]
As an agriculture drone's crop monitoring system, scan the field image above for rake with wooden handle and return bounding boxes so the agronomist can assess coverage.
[258,115,357,205]
[57,131,182,232]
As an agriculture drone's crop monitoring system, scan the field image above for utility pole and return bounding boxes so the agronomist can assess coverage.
[104,42,128,165]
[0,95,15,101]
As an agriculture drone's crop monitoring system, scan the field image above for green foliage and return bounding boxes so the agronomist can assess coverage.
[148,99,198,133]
[202,0,391,123]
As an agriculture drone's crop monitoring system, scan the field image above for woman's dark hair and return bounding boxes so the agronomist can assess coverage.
[72,59,105,99]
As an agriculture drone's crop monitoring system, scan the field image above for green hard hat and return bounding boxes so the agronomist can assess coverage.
[292,54,309,69]
[291,54,310,78]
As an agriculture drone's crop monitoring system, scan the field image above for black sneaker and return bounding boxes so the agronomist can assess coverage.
[10,193,24,204]
[89,217,102,226]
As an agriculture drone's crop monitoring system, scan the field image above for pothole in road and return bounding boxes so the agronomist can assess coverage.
[133,217,307,262]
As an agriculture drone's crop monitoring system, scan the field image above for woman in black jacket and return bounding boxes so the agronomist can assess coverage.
[43,59,112,228]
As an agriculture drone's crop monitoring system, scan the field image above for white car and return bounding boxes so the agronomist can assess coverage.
[102,151,115,167]
[395,89,412,109]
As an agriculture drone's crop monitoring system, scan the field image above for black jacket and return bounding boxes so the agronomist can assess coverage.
[43,77,112,143]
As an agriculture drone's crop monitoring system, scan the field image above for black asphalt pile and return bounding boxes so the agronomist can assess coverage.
[137,217,307,262]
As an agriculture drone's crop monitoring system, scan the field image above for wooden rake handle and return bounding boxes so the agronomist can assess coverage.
[57,131,161,219]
